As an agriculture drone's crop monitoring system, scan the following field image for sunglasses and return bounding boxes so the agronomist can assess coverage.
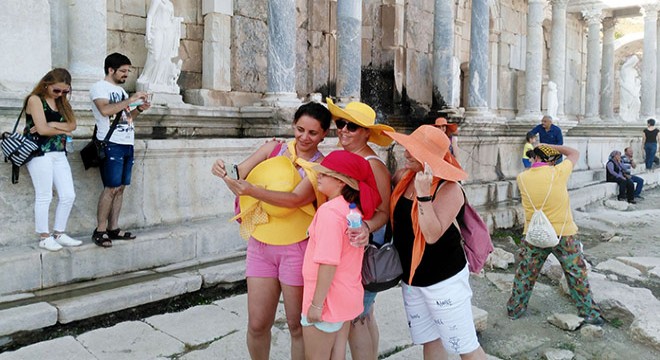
[335,119,363,132]
[52,88,70,95]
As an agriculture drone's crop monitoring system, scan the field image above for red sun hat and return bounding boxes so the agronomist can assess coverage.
[313,150,382,220]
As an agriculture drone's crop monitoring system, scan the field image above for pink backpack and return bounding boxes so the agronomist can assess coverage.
[450,186,493,273]
[436,182,494,273]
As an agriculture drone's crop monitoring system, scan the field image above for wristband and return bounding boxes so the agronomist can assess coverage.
[310,303,323,310]
[136,106,144,113]
[416,195,433,202]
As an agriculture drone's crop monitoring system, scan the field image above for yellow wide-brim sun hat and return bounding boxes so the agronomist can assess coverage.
[326,98,395,147]
[239,156,316,245]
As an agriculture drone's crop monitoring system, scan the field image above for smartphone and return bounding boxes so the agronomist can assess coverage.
[226,163,240,180]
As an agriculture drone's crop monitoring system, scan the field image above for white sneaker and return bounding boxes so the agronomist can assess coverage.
[54,233,83,247]
[39,236,63,251]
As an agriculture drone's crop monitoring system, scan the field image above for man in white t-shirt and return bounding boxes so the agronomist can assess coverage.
[89,53,151,247]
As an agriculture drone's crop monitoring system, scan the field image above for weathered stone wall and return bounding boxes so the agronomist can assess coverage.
[101,0,593,120]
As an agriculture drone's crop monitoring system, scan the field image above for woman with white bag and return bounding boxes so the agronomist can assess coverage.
[507,144,603,325]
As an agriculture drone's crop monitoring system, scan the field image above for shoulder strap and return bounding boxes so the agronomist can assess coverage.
[102,111,123,143]
[11,105,27,133]
[519,169,554,212]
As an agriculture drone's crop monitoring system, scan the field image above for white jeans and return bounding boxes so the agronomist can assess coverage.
[26,151,76,234]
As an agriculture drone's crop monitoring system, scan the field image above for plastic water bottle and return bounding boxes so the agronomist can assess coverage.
[65,135,74,153]
[346,203,362,229]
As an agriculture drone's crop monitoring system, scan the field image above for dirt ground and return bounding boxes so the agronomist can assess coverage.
[470,186,660,360]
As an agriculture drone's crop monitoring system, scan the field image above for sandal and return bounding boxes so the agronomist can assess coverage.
[92,229,112,248]
[107,228,137,240]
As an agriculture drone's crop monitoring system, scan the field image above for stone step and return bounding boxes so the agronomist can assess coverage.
[0,217,245,297]
[0,254,246,336]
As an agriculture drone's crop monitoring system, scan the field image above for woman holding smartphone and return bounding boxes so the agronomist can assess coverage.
[211,102,331,360]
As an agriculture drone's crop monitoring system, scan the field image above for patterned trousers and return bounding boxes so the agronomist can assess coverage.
[506,235,601,319]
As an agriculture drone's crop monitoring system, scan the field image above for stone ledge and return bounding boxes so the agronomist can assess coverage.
[53,274,203,324]
[0,219,245,297]
[0,302,57,336]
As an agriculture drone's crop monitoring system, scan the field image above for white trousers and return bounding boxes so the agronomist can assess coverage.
[26,151,76,234]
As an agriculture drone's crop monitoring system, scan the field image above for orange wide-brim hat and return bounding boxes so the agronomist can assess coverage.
[384,125,467,182]
[433,117,458,135]
[326,98,395,146]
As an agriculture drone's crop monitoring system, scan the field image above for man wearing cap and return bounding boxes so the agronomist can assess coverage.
[529,116,563,163]
[508,144,604,326]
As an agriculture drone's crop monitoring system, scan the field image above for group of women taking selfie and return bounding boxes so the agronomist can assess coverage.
[212,99,486,360]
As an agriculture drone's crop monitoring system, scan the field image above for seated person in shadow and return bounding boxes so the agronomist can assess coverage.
[621,147,644,200]
[606,150,636,204]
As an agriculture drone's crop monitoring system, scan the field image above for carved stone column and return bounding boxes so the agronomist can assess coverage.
[582,8,602,121]
[201,0,232,91]
[549,0,568,116]
[466,0,490,112]
[519,0,545,119]
[432,0,456,108]
[641,4,659,119]
[263,0,299,106]
[600,17,616,120]
[68,0,107,90]
[336,0,362,103]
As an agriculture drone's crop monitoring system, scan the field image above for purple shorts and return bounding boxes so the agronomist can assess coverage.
[245,237,308,286]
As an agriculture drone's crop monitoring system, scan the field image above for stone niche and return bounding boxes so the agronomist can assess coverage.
[0,0,51,96]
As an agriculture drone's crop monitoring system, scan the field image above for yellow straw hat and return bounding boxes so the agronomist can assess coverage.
[326,98,395,146]
[237,156,316,245]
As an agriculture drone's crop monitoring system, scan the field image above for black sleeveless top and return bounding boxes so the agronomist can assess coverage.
[24,98,66,153]
[390,196,466,287]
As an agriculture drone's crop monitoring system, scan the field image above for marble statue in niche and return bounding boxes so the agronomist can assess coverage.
[619,55,641,123]
[546,81,558,119]
[137,0,183,94]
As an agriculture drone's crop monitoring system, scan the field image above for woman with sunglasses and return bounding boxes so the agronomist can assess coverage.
[23,68,82,251]
[211,102,331,360]
[327,98,395,360]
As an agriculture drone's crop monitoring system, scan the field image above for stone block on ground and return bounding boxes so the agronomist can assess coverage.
[198,260,246,287]
[485,247,514,270]
[595,259,644,281]
[543,348,575,360]
[0,336,95,360]
[178,328,290,360]
[77,321,185,360]
[580,324,604,338]
[145,304,244,346]
[53,274,203,323]
[603,199,630,211]
[616,256,660,274]
[485,272,515,292]
[547,313,583,331]
[590,278,660,326]
[0,302,57,336]
[630,315,660,351]
[541,254,564,281]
